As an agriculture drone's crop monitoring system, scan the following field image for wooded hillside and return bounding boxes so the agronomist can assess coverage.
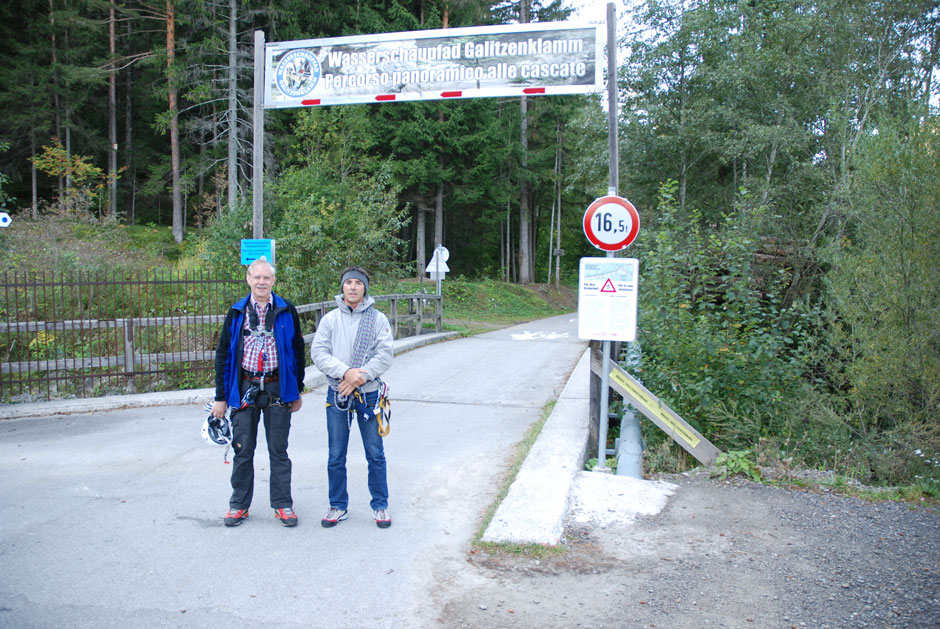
[1,0,938,488]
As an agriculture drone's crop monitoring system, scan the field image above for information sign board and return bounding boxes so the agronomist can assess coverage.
[241,239,275,265]
[578,257,638,341]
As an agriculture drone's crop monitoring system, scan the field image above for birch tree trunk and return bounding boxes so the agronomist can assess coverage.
[517,0,533,283]
[108,0,118,218]
[123,15,135,224]
[167,0,183,243]
[227,0,238,213]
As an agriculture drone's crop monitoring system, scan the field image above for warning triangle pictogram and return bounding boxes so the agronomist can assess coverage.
[600,278,616,293]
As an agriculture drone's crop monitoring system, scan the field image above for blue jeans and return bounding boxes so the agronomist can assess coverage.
[326,388,388,511]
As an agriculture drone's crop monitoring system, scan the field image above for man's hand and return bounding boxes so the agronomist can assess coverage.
[290,397,303,413]
[338,367,367,396]
[211,401,227,418]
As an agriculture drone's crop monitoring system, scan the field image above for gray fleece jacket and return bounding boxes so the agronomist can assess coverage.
[311,294,394,393]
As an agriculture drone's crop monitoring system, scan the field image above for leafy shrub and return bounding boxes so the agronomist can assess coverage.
[189,201,253,275]
[713,449,761,481]
[635,180,820,454]
[271,161,408,303]
[817,120,940,484]
[192,106,410,303]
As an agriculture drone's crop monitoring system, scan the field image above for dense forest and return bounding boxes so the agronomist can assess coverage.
[1,0,938,488]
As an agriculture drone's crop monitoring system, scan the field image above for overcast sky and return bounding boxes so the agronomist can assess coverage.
[569,0,630,28]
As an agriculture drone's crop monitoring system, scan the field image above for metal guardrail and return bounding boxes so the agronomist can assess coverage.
[0,271,441,402]
[296,293,442,343]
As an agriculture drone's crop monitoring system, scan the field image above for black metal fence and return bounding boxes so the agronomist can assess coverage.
[0,271,442,403]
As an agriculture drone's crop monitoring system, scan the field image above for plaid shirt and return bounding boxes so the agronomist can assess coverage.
[241,297,279,373]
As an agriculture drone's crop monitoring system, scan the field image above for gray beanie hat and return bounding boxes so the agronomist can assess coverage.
[340,268,369,294]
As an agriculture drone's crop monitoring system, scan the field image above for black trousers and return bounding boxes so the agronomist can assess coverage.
[229,377,293,510]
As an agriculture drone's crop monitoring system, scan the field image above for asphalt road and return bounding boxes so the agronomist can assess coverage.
[0,314,586,628]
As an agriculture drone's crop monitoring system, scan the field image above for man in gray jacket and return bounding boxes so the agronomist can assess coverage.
[311,266,394,529]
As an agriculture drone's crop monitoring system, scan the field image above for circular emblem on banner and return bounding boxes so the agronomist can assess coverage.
[275,50,321,98]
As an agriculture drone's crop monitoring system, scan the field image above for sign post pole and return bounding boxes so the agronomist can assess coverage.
[425,245,450,296]
[253,30,265,239]
[598,309,612,470]
[436,252,441,296]
[597,2,619,471]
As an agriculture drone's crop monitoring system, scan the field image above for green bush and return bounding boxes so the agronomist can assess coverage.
[191,106,409,303]
[271,161,408,303]
[816,120,940,484]
[635,180,820,455]
[713,449,761,481]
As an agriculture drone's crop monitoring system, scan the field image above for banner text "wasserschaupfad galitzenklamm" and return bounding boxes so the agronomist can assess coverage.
[264,22,604,108]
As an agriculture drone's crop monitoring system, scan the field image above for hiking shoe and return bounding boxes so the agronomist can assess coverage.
[274,507,298,527]
[321,507,348,528]
[373,509,391,529]
[224,508,249,527]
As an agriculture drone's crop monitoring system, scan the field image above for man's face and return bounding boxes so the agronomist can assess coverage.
[342,278,365,308]
[246,264,275,302]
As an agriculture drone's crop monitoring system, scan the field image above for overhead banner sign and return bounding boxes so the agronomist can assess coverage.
[264,22,604,108]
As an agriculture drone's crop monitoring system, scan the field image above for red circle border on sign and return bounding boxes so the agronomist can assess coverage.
[582,196,640,251]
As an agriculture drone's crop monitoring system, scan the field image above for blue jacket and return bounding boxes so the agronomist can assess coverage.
[214,292,305,407]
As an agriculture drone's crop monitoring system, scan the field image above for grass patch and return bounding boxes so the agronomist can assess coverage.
[4,214,182,273]
[373,276,576,336]
[442,277,574,323]
[119,223,181,263]
[761,474,940,507]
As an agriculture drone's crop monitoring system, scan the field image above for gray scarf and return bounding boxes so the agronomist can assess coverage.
[329,306,378,409]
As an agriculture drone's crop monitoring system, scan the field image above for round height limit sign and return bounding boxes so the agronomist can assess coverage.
[582,195,639,251]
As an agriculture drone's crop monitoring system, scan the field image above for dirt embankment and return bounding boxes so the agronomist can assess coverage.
[430,472,940,629]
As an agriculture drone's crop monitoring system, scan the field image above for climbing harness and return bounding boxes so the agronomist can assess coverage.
[329,384,391,436]
[327,305,377,415]
[240,301,282,410]
[244,301,275,341]
[324,304,391,435]
[375,381,391,437]
[243,301,275,382]
[238,373,283,410]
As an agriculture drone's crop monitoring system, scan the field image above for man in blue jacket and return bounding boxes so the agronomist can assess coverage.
[211,258,306,527]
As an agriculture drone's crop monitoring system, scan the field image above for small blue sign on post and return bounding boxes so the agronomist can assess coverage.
[241,239,275,265]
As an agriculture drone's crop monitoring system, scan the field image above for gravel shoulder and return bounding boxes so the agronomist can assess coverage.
[428,471,940,629]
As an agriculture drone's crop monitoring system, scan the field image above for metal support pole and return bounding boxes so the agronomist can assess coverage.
[607,2,619,194]
[616,410,643,477]
[597,337,612,470]
[435,247,441,296]
[252,30,265,239]
[596,2,619,471]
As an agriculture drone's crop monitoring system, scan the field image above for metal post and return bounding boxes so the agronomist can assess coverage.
[252,30,265,239]
[607,2,619,193]
[616,410,643,477]
[597,337,612,470]
[596,3,619,471]
[435,246,441,296]
[123,318,136,393]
